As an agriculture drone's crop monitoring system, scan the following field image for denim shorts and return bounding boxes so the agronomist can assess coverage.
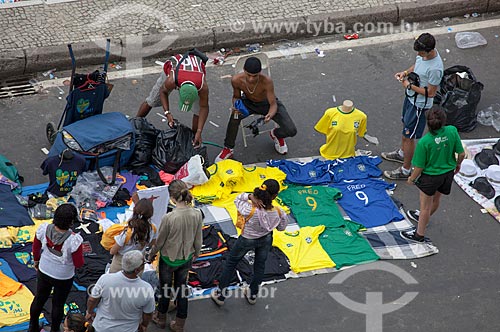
[401,97,427,139]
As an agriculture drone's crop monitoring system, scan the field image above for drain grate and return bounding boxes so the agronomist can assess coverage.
[0,75,37,98]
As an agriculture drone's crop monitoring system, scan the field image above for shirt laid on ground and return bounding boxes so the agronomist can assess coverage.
[153,207,203,262]
[412,125,464,175]
[319,222,379,269]
[278,184,344,228]
[407,51,444,109]
[272,225,335,273]
[314,106,367,160]
[330,178,404,228]
[231,165,287,193]
[267,159,333,185]
[91,272,155,332]
[235,193,288,239]
[328,156,382,182]
[40,154,86,197]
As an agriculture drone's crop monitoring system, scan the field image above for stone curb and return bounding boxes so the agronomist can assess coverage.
[0,1,498,80]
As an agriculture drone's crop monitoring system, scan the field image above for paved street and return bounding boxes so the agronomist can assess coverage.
[1,16,500,332]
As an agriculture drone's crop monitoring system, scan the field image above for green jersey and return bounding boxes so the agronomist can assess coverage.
[278,184,344,227]
[412,125,464,175]
[319,221,379,269]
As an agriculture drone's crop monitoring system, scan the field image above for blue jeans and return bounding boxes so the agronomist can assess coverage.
[218,233,273,297]
[158,258,192,319]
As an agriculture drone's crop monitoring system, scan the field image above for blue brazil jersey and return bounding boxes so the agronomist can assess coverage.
[328,156,382,182]
[267,159,333,185]
[330,178,404,228]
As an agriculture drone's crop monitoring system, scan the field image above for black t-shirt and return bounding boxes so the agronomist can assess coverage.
[236,246,290,283]
[41,154,86,197]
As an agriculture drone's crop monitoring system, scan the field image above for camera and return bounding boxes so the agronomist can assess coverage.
[407,72,420,87]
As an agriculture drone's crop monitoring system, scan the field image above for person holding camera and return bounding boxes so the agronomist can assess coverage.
[382,33,444,180]
[137,50,209,147]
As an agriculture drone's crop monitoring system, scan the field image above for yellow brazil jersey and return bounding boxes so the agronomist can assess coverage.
[191,160,244,202]
[232,165,287,193]
[273,225,335,273]
[314,107,367,160]
[0,271,39,328]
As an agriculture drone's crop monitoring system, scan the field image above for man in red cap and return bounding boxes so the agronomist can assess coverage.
[215,57,297,162]
[137,50,209,147]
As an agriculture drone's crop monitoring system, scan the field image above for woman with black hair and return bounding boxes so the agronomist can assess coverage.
[211,178,288,306]
[404,107,465,242]
[109,198,157,273]
[29,203,84,332]
[63,313,94,332]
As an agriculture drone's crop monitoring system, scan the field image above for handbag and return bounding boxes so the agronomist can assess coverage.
[236,206,256,231]
[48,112,135,184]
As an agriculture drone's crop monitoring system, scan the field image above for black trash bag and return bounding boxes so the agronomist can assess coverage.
[128,117,159,168]
[152,123,209,174]
[434,65,484,132]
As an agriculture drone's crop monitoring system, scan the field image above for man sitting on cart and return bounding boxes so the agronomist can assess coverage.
[137,49,209,147]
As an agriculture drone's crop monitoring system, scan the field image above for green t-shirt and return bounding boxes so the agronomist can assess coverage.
[319,221,379,269]
[277,184,344,227]
[161,253,193,267]
[412,125,464,175]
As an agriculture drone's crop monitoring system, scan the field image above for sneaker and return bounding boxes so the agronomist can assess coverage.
[270,129,288,154]
[244,288,257,305]
[215,147,234,163]
[381,150,404,163]
[383,167,410,180]
[210,289,225,306]
[407,210,420,223]
[400,229,425,243]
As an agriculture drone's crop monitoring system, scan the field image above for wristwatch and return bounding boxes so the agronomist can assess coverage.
[164,110,171,116]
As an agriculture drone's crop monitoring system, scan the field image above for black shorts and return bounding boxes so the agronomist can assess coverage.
[415,170,454,196]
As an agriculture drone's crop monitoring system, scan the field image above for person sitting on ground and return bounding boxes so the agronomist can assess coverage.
[64,313,95,332]
[211,179,288,306]
[404,108,465,242]
[137,50,209,147]
[109,198,157,273]
[86,250,155,332]
[215,57,297,162]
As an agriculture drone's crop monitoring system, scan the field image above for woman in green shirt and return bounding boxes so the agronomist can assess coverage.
[405,108,465,242]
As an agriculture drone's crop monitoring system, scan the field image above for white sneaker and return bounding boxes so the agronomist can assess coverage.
[270,129,288,154]
[215,147,234,163]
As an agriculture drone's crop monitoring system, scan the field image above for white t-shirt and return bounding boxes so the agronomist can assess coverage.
[37,223,83,280]
[91,272,155,332]
[114,227,157,255]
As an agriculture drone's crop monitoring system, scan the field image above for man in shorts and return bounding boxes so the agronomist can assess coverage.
[137,50,209,147]
[382,33,444,179]
[215,57,297,162]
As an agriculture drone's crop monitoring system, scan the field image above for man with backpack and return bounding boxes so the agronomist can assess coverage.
[137,49,209,147]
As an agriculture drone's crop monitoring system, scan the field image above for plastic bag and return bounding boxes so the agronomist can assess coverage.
[434,65,484,132]
[128,117,159,168]
[71,167,124,209]
[152,123,209,174]
[477,104,500,128]
[455,32,487,49]
[174,155,210,188]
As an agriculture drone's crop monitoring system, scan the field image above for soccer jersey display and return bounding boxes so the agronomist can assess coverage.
[278,184,344,227]
[267,159,333,185]
[319,222,379,269]
[191,160,244,203]
[330,178,404,228]
[231,165,287,193]
[314,106,367,160]
[328,156,382,182]
[273,226,335,273]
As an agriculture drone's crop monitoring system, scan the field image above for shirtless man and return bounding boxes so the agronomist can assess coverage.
[215,57,297,162]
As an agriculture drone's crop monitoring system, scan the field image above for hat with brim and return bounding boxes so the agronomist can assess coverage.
[179,83,198,112]
[470,176,496,199]
[486,165,500,184]
[494,139,500,155]
[474,149,499,170]
[459,159,477,177]
[494,195,500,212]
